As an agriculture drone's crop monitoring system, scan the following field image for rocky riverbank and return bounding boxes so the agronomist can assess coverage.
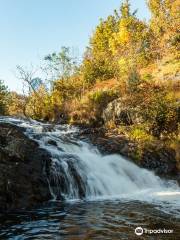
[78,127,180,182]
[0,122,52,211]
[0,120,179,211]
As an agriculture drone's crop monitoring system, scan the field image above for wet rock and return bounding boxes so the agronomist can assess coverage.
[48,154,86,200]
[47,139,58,146]
[141,147,178,176]
[0,123,52,211]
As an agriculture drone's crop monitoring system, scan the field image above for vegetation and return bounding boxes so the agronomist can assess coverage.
[0,80,9,115]
[2,0,180,162]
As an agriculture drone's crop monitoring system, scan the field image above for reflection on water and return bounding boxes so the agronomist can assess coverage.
[0,200,180,240]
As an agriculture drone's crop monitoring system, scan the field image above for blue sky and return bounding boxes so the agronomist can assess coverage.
[0,0,150,92]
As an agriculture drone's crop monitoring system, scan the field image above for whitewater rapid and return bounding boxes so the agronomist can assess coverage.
[1,117,180,216]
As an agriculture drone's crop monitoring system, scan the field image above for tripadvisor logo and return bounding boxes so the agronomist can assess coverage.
[135,227,143,236]
[135,226,173,236]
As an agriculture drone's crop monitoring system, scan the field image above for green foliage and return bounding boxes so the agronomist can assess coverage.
[25,85,53,120]
[109,1,151,71]
[127,69,141,93]
[8,92,26,116]
[90,15,118,57]
[0,80,9,115]
[143,90,179,138]
[44,46,79,81]
[129,125,154,142]
[82,57,116,85]
[148,0,180,57]
[125,79,179,139]
[88,89,118,107]
[82,11,119,85]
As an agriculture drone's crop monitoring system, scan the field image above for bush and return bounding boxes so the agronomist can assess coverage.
[141,89,179,138]
[88,89,118,107]
[82,58,116,86]
[124,78,179,139]
[68,89,119,125]
[127,69,141,93]
[129,125,154,143]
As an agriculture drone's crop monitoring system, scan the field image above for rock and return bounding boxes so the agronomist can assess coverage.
[141,146,178,176]
[102,98,142,125]
[47,139,58,146]
[48,153,87,200]
[85,128,137,157]
[0,122,52,211]
[81,127,179,178]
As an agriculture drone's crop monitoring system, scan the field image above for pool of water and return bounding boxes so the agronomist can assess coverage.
[0,199,180,240]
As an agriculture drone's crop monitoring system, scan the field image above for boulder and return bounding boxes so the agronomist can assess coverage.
[0,122,52,211]
[102,98,142,125]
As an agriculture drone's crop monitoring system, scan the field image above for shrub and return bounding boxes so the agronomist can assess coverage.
[129,125,154,142]
[82,58,116,86]
[68,89,119,125]
[142,89,179,138]
[88,89,118,107]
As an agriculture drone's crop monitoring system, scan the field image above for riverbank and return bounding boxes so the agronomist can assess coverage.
[0,118,180,211]
[77,126,180,182]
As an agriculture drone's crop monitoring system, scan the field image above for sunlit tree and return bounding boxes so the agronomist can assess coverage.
[0,80,9,115]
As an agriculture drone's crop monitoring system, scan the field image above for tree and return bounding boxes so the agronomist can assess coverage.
[109,1,151,73]
[0,80,9,115]
[82,13,119,85]
[8,92,26,117]
[44,46,79,82]
[16,65,46,117]
[25,85,52,120]
[90,15,119,58]
[148,0,180,57]
[16,65,45,93]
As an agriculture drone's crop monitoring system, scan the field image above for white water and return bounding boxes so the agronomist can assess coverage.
[1,117,180,215]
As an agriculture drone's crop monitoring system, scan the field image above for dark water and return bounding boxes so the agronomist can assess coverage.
[0,200,180,240]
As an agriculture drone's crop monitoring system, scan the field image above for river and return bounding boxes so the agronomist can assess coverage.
[0,117,180,239]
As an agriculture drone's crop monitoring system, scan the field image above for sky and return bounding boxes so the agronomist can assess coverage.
[0,0,150,92]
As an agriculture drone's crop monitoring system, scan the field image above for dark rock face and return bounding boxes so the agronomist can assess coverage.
[0,123,52,211]
[141,147,178,176]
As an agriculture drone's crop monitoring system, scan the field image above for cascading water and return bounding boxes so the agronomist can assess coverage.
[1,117,180,207]
[1,117,180,239]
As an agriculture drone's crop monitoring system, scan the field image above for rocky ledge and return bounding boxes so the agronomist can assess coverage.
[0,122,52,211]
[78,127,180,181]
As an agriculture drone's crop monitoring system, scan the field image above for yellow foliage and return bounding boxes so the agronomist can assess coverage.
[8,92,26,116]
[129,126,154,142]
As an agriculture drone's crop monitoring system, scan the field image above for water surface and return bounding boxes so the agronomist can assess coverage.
[0,200,180,240]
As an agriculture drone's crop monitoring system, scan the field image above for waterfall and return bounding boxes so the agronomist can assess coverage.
[1,117,180,204]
